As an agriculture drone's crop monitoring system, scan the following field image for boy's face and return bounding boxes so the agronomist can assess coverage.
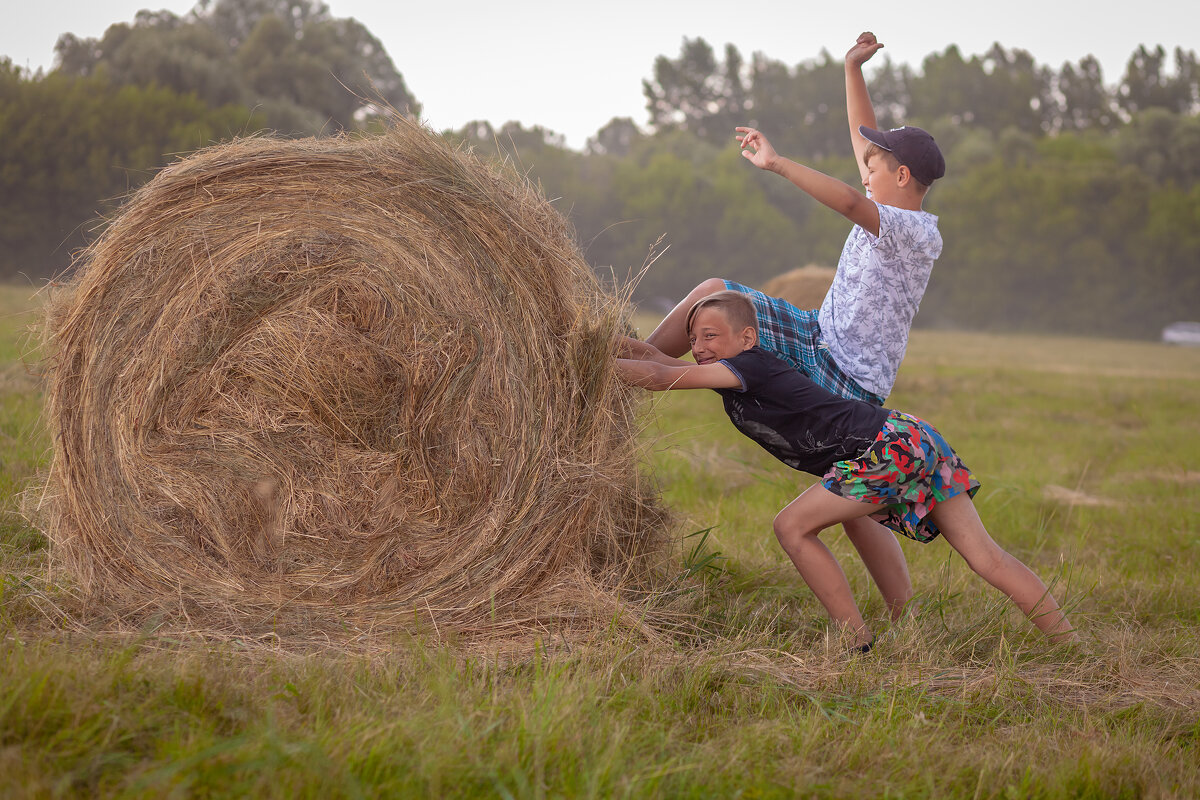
[688,307,756,364]
[863,153,904,204]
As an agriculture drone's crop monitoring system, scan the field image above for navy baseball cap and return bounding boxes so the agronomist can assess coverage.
[858,125,946,185]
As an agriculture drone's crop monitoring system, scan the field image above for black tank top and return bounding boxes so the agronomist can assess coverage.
[716,347,891,476]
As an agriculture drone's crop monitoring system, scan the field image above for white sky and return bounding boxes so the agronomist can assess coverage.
[4,1,1198,149]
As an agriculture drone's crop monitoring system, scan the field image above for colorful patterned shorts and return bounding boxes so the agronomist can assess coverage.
[724,280,884,405]
[820,411,980,543]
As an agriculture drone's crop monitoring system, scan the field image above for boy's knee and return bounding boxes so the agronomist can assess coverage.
[772,512,791,545]
[963,547,1007,581]
[773,511,814,548]
[695,278,728,297]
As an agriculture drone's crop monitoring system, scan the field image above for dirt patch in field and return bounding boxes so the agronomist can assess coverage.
[1042,485,1122,508]
[1146,470,1200,484]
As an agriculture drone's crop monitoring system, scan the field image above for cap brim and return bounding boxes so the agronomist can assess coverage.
[857,125,891,151]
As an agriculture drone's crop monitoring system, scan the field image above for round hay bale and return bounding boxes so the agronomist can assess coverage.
[759,264,836,311]
[31,121,666,642]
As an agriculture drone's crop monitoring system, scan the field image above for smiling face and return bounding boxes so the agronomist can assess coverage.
[688,306,757,365]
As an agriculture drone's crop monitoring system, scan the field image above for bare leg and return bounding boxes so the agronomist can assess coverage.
[773,484,881,648]
[930,494,1077,642]
[645,278,729,357]
[842,516,913,621]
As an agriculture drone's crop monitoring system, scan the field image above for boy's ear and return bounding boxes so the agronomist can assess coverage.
[740,326,757,350]
[895,164,912,188]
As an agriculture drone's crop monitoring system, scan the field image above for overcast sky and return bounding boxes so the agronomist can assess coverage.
[4,1,1197,149]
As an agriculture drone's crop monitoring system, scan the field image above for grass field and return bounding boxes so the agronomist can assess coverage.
[2,283,1199,798]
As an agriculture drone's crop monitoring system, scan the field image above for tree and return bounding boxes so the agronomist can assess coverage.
[446,120,628,278]
[643,38,748,145]
[745,51,848,162]
[908,44,1049,134]
[922,136,1199,338]
[52,0,418,135]
[601,133,805,303]
[1053,55,1118,132]
[982,44,1054,133]
[586,117,643,158]
[866,58,913,130]
[208,0,328,47]
[1118,45,1200,115]
[0,60,264,278]
[645,41,915,165]
[1116,107,1200,187]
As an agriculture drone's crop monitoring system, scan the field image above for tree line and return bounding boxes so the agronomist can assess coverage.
[2,0,1197,339]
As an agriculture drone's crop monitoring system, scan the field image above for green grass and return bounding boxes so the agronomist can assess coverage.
[3,286,1199,798]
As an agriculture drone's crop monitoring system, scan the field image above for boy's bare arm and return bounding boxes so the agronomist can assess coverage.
[846,31,883,183]
[737,127,880,236]
[616,358,743,391]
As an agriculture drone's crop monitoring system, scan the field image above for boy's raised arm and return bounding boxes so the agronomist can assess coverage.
[845,31,883,183]
[737,127,880,236]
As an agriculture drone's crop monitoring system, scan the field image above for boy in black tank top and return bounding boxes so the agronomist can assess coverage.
[617,290,1076,650]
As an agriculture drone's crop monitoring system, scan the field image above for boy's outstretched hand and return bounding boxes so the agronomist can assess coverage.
[736,127,778,171]
[846,31,883,68]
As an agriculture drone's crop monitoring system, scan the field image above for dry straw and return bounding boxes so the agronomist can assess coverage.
[28,120,669,645]
[760,264,835,311]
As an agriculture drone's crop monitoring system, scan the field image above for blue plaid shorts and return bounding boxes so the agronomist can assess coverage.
[724,280,885,406]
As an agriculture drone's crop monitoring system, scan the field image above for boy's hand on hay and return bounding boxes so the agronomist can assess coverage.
[845,31,883,68]
[616,337,694,370]
[617,336,679,365]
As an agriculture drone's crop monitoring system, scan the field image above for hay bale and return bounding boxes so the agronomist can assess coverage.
[759,264,836,311]
[30,121,666,642]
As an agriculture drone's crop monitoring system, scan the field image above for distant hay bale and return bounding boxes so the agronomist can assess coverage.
[759,265,836,310]
[29,121,667,642]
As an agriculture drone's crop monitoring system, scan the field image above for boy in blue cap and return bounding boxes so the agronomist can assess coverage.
[636,32,945,624]
[619,292,1077,651]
